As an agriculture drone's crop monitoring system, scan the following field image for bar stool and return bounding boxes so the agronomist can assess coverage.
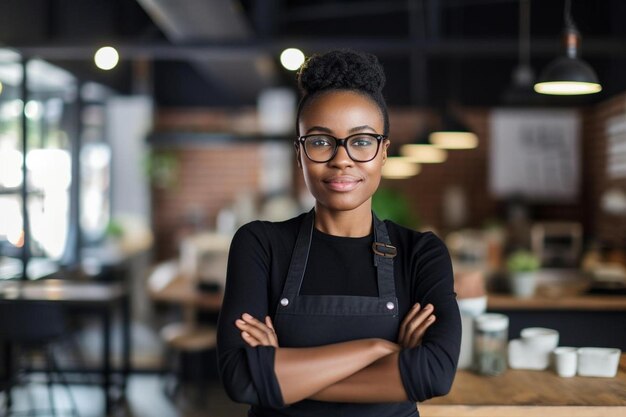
[160,322,217,405]
[147,260,218,407]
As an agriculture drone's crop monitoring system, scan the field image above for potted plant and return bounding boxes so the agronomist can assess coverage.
[506,250,541,298]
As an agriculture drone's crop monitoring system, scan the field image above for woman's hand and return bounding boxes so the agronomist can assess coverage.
[235,313,279,347]
[397,303,436,348]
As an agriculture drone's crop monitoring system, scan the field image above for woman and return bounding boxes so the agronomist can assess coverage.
[217,49,461,417]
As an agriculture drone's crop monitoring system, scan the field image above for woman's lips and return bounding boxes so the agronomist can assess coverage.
[323,176,362,192]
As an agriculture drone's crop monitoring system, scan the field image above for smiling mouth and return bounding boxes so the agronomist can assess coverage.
[323,177,362,192]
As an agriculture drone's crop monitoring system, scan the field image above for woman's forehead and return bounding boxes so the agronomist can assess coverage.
[299,90,384,133]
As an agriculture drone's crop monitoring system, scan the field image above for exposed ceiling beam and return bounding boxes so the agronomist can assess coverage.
[11,37,626,60]
[135,0,277,103]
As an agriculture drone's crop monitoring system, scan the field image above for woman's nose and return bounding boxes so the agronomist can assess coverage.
[329,144,354,167]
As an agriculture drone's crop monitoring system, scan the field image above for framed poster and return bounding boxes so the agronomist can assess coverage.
[489,109,580,202]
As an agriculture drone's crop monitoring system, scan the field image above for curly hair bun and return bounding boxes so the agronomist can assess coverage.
[297,49,386,96]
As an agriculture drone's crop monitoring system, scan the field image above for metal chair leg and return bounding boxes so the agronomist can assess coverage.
[46,357,57,417]
[46,345,80,417]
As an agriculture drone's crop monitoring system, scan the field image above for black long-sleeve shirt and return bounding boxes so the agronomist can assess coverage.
[217,212,461,414]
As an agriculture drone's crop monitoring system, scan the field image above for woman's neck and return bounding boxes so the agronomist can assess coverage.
[314,202,373,237]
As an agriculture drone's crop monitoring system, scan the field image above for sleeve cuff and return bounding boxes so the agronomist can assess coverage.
[245,345,286,408]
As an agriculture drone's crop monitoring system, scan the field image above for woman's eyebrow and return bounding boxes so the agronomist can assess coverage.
[304,126,333,134]
[304,125,376,135]
[348,125,376,133]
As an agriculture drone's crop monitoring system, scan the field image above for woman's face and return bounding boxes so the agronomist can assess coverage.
[296,90,389,213]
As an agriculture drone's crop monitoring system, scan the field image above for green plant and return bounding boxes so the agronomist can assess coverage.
[506,250,540,273]
[143,150,179,189]
[105,219,124,239]
[371,187,420,229]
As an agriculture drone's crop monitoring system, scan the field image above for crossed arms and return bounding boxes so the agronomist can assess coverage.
[234,303,436,405]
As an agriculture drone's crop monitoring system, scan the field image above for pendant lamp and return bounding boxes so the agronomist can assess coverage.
[428,109,478,150]
[382,147,421,180]
[400,130,448,163]
[534,0,601,95]
[502,0,546,105]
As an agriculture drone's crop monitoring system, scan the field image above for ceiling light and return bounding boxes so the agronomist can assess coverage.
[501,0,547,105]
[382,157,421,180]
[280,48,305,71]
[94,46,119,71]
[429,111,478,150]
[534,0,601,95]
[400,131,448,163]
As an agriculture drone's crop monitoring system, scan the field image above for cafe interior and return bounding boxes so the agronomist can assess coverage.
[1,0,625,416]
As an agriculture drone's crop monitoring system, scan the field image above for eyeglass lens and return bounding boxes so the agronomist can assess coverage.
[304,134,380,162]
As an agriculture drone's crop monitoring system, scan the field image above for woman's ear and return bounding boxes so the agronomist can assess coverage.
[382,139,390,165]
[294,142,303,169]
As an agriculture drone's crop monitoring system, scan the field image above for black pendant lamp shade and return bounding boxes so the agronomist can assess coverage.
[534,0,602,95]
[400,130,448,163]
[382,146,420,180]
[429,110,478,150]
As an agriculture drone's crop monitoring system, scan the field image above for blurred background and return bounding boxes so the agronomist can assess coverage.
[1,1,625,416]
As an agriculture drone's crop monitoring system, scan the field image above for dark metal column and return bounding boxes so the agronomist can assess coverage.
[20,58,30,280]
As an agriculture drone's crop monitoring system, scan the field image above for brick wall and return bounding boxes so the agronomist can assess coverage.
[582,93,626,248]
[151,141,261,260]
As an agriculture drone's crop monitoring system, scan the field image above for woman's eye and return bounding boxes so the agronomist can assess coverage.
[350,136,374,147]
[309,137,333,147]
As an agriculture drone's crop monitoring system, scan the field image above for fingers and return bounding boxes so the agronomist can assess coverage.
[398,303,421,345]
[406,314,436,348]
[235,313,279,347]
[264,316,278,346]
[241,331,260,347]
[399,303,436,347]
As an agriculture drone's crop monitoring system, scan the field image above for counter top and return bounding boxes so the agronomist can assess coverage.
[419,354,626,417]
[487,293,626,311]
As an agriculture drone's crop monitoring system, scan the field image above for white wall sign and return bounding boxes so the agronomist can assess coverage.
[489,109,580,202]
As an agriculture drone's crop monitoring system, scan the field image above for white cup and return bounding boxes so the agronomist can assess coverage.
[553,347,578,377]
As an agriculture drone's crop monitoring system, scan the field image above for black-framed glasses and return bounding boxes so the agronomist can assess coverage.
[296,133,387,163]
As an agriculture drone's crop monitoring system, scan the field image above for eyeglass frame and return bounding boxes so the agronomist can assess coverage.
[295,133,388,163]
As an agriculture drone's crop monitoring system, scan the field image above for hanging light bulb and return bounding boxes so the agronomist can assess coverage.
[534,0,601,95]
[94,46,119,70]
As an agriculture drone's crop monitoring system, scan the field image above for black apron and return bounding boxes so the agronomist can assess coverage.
[250,209,419,417]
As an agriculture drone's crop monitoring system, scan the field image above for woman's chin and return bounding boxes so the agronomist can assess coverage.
[315,195,371,213]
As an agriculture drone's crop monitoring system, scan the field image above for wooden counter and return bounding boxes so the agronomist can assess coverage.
[487,293,626,311]
[419,354,626,417]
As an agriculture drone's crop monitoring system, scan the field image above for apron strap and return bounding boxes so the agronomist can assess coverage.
[372,212,397,300]
[279,208,314,302]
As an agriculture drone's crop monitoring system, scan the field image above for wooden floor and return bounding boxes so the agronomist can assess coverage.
[1,374,250,417]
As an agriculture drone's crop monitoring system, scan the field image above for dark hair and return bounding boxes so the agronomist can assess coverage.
[295,49,389,136]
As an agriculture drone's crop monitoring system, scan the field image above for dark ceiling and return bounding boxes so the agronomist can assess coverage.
[1,0,625,108]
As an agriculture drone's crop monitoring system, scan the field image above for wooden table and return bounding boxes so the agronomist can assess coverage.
[419,354,626,417]
[0,279,130,416]
[149,274,223,310]
[148,260,223,311]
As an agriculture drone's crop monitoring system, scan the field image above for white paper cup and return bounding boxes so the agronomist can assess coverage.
[553,347,578,377]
